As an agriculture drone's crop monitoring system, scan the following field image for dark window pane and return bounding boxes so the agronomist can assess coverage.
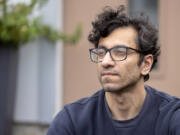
[128,0,158,27]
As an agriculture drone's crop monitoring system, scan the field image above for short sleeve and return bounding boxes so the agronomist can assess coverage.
[170,109,180,135]
[47,108,75,135]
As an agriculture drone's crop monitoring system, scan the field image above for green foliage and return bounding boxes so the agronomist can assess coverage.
[0,0,82,48]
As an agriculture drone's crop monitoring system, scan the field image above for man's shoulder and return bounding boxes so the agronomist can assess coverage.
[146,85,180,134]
[146,85,180,109]
[64,89,104,114]
[47,90,105,135]
[71,89,104,105]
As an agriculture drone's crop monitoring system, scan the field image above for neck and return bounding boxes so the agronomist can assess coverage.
[105,80,146,121]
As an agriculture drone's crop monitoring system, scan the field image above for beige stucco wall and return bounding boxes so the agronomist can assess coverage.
[147,0,180,96]
[63,0,180,104]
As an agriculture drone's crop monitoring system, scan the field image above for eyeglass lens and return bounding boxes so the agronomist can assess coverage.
[90,47,127,62]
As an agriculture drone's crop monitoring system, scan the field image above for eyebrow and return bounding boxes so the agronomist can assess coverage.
[98,44,130,49]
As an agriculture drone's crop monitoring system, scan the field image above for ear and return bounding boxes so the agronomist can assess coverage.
[140,54,153,76]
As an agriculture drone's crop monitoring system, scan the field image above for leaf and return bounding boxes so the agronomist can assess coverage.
[0,0,82,47]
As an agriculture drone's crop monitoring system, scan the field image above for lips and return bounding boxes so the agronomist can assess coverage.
[101,72,118,76]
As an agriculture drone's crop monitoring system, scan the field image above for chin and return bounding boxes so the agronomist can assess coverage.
[103,84,122,92]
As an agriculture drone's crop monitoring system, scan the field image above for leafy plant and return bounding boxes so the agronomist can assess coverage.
[0,0,82,48]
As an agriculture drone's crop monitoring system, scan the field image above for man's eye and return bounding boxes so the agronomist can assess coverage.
[98,51,105,55]
[115,50,123,53]
[112,48,126,56]
[114,49,125,54]
[96,49,105,55]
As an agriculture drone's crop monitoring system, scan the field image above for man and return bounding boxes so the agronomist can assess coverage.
[47,5,180,135]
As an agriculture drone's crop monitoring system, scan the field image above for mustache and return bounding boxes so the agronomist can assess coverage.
[100,69,120,76]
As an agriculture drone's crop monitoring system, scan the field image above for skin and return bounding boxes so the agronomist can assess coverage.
[97,26,153,120]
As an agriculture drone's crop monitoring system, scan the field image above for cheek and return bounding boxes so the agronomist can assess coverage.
[118,60,140,76]
[126,63,141,78]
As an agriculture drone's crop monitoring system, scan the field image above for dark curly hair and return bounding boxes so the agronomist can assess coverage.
[88,5,160,81]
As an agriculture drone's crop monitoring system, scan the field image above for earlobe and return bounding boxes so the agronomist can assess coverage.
[141,55,153,76]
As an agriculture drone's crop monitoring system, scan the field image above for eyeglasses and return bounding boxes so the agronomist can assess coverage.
[89,45,142,63]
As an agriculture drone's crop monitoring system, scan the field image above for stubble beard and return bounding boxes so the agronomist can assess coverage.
[99,73,141,93]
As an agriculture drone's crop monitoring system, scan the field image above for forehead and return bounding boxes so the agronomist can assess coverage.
[98,26,138,49]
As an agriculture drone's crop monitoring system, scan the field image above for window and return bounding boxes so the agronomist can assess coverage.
[128,0,158,27]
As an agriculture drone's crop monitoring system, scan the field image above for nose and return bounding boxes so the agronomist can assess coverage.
[101,52,115,67]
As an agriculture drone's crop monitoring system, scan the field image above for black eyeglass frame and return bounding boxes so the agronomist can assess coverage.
[89,45,143,63]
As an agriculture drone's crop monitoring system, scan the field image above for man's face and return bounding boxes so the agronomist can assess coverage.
[97,26,143,92]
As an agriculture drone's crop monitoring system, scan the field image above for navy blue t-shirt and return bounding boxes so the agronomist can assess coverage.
[104,90,154,135]
[47,85,180,135]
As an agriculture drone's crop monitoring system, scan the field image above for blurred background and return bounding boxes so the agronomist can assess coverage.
[1,0,180,135]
